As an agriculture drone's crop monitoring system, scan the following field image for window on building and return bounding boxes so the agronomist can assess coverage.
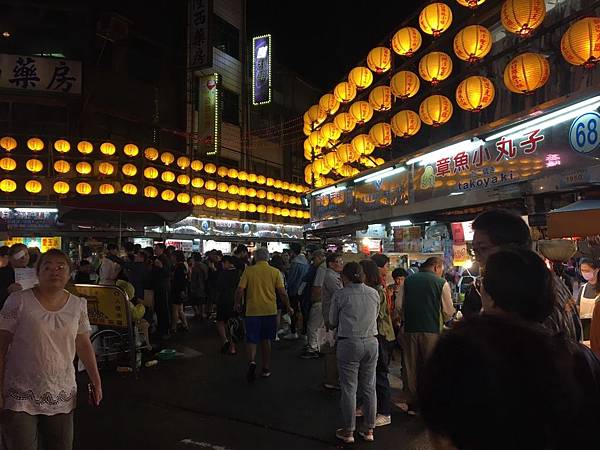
[213,14,239,60]
[221,88,239,125]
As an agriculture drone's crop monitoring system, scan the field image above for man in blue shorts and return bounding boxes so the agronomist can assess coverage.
[235,247,293,382]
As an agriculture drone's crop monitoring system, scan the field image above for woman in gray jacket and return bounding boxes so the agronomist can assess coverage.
[329,261,380,443]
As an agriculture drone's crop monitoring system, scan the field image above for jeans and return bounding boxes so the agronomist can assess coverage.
[376,336,392,415]
[1,410,74,450]
[337,337,378,431]
[307,302,324,351]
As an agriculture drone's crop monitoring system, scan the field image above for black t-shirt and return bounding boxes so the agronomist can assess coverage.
[0,266,15,309]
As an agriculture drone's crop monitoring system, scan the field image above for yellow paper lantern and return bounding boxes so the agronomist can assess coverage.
[144,147,159,161]
[192,177,204,188]
[204,163,217,174]
[456,76,495,112]
[175,156,190,170]
[123,143,139,157]
[227,200,238,211]
[369,123,393,147]
[247,203,257,213]
[100,142,115,156]
[228,168,239,179]
[53,181,69,194]
[53,159,70,174]
[391,110,422,138]
[336,143,359,163]
[239,202,248,212]
[26,159,43,173]
[349,101,374,125]
[561,17,600,67]
[337,165,354,177]
[309,130,328,149]
[360,156,377,168]
[306,105,327,127]
[456,0,485,8]
[144,166,159,179]
[76,182,92,195]
[392,27,423,57]
[0,157,16,171]
[257,175,267,185]
[0,136,17,152]
[282,181,290,190]
[419,3,453,37]
[54,139,70,153]
[266,177,275,187]
[177,193,191,204]
[228,184,240,195]
[501,0,546,37]
[99,183,115,195]
[267,191,275,200]
[247,187,257,197]
[312,158,330,176]
[275,192,284,202]
[419,95,454,126]
[274,179,283,189]
[281,208,290,217]
[25,180,42,194]
[290,210,298,218]
[123,184,138,195]
[319,123,342,143]
[161,190,175,201]
[325,152,340,170]
[348,67,374,90]
[205,197,218,208]
[160,171,175,183]
[177,174,191,186]
[503,52,550,94]
[303,211,311,220]
[98,162,114,176]
[74,162,91,176]
[319,94,340,115]
[217,166,229,177]
[205,180,217,191]
[144,186,158,198]
[0,179,16,192]
[303,123,312,136]
[454,25,492,63]
[367,47,392,74]
[191,160,204,172]
[419,51,453,85]
[273,207,282,215]
[160,152,174,166]
[333,81,357,103]
[334,112,357,133]
[217,182,228,193]
[192,195,205,206]
[238,170,248,181]
[27,137,44,152]
[368,86,392,112]
[257,204,267,214]
[352,134,376,155]
[247,173,258,183]
[267,205,274,214]
[217,199,228,210]
[121,163,137,177]
[390,71,420,100]
[75,141,93,156]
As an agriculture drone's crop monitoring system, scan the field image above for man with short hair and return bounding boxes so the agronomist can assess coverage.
[403,256,455,413]
[301,249,326,359]
[232,244,249,272]
[467,209,580,341]
[235,247,293,382]
[321,252,344,388]
[284,243,309,340]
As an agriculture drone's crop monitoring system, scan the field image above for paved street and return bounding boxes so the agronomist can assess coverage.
[74,319,432,450]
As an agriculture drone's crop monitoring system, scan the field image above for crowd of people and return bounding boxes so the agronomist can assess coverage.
[0,208,599,449]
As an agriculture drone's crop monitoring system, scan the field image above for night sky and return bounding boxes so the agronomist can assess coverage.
[247,0,422,91]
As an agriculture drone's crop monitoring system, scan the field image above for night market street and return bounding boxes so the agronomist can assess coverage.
[74,319,431,450]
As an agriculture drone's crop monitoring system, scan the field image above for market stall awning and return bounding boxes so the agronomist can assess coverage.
[547,200,600,238]
[58,193,192,227]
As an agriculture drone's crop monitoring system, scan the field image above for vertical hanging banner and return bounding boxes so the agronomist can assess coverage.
[252,34,271,105]
[196,73,220,156]
[188,0,213,70]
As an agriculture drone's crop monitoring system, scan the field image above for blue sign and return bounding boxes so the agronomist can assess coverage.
[569,112,600,154]
[252,35,271,105]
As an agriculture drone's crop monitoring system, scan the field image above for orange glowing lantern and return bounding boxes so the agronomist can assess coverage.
[121,163,137,177]
[26,159,44,173]
[561,17,600,68]
[348,67,373,90]
[319,94,340,115]
[503,52,549,94]
[161,190,175,202]
[349,101,374,125]
[334,112,357,133]
[391,110,422,138]
[368,86,392,111]
[419,51,453,85]
[144,147,159,161]
[25,180,42,194]
[144,186,159,198]
[419,3,453,37]
[351,134,376,155]
[161,152,175,165]
[54,139,70,153]
[123,184,138,195]
[27,138,44,152]
[77,141,93,155]
[501,0,546,37]
[123,144,139,157]
[454,25,492,63]
[455,76,495,112]
[76,182,92,195]
[0,136,17,152]
[333,81,357,103]
[367,47,392,73]
[390,71,420,99]
[392,27,423,57]
[369,123,393,147]
[99,142,115,156]
[419,95,454,126]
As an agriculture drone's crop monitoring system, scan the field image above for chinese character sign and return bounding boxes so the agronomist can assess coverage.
[253,35,271,105]
[0,54,81,94]
[188,0,213,70]
[195,73,220,157]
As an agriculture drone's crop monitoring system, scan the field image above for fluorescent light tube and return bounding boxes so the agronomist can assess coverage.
[390,220,412,226]
[406,139,482,166]
[354,167,394,183]
[362,166,406,183]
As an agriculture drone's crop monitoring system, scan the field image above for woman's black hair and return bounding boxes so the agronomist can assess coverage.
[579,258,600,291]
[392,267,408,278]
[342,261,364,284]
[483,248,554,323]
[359,259,381,288]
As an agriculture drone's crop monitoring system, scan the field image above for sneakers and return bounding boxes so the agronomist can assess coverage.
[261,368,271,378]
[335,429,354,444]
[375,414,391,427]
[358,430,374,442]
[323,382,341,391]
[283,332,299,340]
[299,350,320,359]
[246,362,257,383]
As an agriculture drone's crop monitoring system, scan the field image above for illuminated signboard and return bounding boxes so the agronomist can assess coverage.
[252,34,271,105]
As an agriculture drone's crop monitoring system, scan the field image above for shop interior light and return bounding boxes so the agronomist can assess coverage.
[0,208,10,212]
[449,192,465,196]
[311,185,347,197]
[14,208,58,213]
[484,95,600,142]
[406,139,482,166]
[390,219,412,226]
[360,166,406,184]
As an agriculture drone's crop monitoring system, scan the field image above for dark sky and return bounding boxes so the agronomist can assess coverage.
[247,0,422,91]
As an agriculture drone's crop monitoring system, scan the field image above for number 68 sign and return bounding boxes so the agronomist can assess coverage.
[570,112,600,154]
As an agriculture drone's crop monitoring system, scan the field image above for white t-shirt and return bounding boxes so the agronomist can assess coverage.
[313,263,327,288]
[0,289,91,415]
